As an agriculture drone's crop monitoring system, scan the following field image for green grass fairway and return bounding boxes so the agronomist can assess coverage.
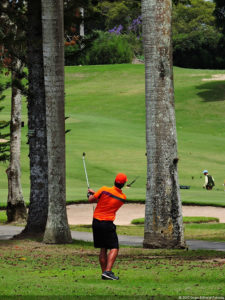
[0,239,225,297]
[0,65,225,206]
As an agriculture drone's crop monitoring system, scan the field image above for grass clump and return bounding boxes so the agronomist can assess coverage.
[131,216,219,225]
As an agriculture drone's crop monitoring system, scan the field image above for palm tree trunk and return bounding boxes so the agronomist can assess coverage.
[42,0,72,244]
[142,0,186,248]
[6,58,27,223]
[22,0,48,235]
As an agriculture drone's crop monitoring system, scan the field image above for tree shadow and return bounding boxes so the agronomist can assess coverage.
[196,81,225,102]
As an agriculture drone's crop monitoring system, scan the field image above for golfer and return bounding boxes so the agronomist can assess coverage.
[202,170,215,190]
[87,173,127,280]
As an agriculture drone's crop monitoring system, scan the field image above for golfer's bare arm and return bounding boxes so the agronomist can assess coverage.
[88,189,98,203]
[88,195,98,203]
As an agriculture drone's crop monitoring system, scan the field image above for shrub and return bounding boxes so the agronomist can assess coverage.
[84,31,133,65]
[124,32,143,59]
[65,44,87,66]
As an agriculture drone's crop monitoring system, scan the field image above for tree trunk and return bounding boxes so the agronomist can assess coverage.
[6,59,27,223]
[42,0,72,244]
[142,0,186,248]
[80,8,84,37]
[22,0,49,235]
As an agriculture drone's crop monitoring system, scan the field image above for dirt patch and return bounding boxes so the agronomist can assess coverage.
[132,57,144,64]
[203,258,225,263]
[65,73,87,79]
[202,74,225,81]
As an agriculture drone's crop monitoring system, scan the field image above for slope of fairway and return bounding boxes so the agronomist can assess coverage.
[0,65,224,206]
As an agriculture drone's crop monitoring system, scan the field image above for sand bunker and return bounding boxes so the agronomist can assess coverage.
[202,74,225,81]
[0,139,9,143]
[66,203,225,225]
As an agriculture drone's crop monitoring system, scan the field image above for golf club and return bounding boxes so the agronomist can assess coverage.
[126,176,139,188]
[82,152,90,189]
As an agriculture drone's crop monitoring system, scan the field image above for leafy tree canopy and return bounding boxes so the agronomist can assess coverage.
[172,0,224,68]
[213,0,225,33]
[84,0,140,32]
[173,0,216,35]
[172,0,222,52]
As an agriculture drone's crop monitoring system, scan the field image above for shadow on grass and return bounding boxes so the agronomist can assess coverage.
[196,81,225,102]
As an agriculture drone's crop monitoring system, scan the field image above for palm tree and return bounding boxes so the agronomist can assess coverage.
[142,0,186,248]
[0,0,27,223]
[41,0,72,243]
[22,0,49,235]
[6,58,27,223]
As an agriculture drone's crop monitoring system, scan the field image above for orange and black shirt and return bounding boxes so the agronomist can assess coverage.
[93,186,126,221]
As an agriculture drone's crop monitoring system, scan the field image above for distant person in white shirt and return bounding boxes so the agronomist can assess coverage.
[202,170,215,190]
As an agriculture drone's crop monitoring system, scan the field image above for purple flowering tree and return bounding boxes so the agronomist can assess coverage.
[108,16,143,59]
[108,24,124,35]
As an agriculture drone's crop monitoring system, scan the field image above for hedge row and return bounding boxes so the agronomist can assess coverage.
[65,31,225,69]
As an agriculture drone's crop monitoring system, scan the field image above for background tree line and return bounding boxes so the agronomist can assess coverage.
[65,0,225,69]
[172,0,225,69]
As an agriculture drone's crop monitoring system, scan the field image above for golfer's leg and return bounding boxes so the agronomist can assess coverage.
[99,248,107,272]
[106,248,119,271]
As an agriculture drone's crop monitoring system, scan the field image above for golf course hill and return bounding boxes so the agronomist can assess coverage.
[0,64,224,207]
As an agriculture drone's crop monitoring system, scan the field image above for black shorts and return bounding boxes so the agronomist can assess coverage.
[92,218,119,249]
[206,185,213,190]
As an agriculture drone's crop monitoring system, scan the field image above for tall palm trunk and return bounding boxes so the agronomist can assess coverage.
[142,0,186,248]
[42,0,72,244]
[22,0,48,235]
[6,58,27,223]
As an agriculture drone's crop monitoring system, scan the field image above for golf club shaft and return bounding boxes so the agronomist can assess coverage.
[126,176,139,187]
[82,155,90,189]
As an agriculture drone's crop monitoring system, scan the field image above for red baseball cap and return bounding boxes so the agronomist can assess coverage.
[115,173,127,184]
